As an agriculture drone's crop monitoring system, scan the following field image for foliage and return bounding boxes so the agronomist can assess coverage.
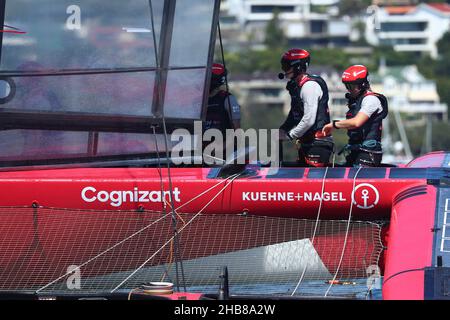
[372,46,417,67]
[264,10,287,50]
[417,32,450,110]
[224,45,419,78]
[224,47,286,74]
[338,0,371,17]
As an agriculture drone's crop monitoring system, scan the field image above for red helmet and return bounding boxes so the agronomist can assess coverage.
[342,65,369,91]
[281,48,310,74]
[210,63,227,90]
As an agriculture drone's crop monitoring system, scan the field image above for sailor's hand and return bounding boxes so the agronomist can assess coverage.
[322,123,333,136]
[294,139,302,148]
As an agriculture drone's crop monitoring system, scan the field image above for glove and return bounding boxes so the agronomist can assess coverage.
[286,132,301,148]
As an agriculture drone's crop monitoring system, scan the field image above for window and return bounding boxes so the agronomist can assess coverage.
[310,20,326,34]
[0,0,220,165]
[250,5,295,14]
[380,22,427,32]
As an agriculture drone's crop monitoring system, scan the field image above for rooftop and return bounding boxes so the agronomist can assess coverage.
[384,6,416,15]
[382,3,450,15]
[427,3,450,13]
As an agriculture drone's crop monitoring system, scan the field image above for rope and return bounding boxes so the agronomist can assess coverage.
[35,174,238,294]
[217,21,235,130]
[152,125,176,283]
[110,173,241,293]
[290,166,329,296]
[152,125,167,213]
[148,0,186,291]
[203,153,226,164]
[365,222,385,300]
[324,166,362,297]
[35,211,172,293]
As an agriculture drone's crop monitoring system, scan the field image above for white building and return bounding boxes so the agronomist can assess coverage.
[225,0,350,47]
[365,3,450,58]
[370,64,447,120]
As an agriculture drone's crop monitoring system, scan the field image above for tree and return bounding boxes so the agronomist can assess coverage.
[435,32,450,77]
[338,0,370,17]
[264,10,287,50]
[435,32,450,98]
[373,46,417,66]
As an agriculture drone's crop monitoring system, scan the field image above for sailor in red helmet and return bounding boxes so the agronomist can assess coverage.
[279,48,334,167]
[322,65,388,167]
[204,63,241,135]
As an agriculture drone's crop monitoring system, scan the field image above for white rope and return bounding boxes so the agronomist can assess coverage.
[365,221,385,300]
[110,173,241,293]
[290,166,329,296]
[35,174,238,294]
[324,166,362,297]
[174,174,239,212]
[203,154,226,164]
[35,211,171,293]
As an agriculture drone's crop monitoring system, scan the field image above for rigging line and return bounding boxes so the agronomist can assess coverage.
[152,125,167,212]
[290,166,329,296]
[149,0,185,292]
[110,173,241,293]
[173,174,239,212]
[382,267,426,286]
[203,153,226,164]
[217,21,235,131]
[152,124,174,283]
[1,24,26,34]
[324,166,362,297]
[365,222,385,300]
[35,174,236,294]
[164,116,185,292]
[332,144,336,168]
[35,210,172,294]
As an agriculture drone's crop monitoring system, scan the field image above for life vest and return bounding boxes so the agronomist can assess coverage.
[346,91,389,148]
[204,90,236,134]
[283,74,331,139]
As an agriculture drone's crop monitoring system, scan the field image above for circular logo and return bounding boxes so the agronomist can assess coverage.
[351,183,379,210]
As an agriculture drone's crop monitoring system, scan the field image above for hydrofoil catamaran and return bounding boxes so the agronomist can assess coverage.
[0,0,448,300]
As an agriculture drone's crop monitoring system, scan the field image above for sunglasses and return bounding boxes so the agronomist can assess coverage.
[345,83,361,91]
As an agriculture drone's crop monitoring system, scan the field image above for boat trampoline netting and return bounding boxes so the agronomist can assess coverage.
[0,206,383,298]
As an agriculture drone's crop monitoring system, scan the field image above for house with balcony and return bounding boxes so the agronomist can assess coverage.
[365,3,450,58]
[225,0,351,48]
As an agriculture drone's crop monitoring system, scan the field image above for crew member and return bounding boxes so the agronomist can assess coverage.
[204,63,241,135]
[203,63,241,162]
[322,65,388,167]
[279,48,333,167]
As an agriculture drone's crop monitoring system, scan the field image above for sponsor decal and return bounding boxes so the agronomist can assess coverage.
[242,191,346,202]
[351,183,379,209]
[81,186,181,207]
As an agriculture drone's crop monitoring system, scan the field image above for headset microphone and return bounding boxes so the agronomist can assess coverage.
[278,73,285,80]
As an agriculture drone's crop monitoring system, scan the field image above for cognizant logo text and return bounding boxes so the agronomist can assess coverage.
[81,187,181,207]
